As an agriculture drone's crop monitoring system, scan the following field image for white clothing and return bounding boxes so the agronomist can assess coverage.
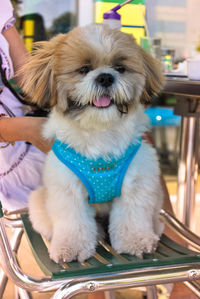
[0,33,45,212]
[0,0,14,33]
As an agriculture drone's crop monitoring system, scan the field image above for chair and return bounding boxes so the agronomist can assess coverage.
[0,202,200,299]
[145,106,181,173]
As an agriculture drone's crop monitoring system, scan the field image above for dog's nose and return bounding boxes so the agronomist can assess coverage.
[95,73,115,88]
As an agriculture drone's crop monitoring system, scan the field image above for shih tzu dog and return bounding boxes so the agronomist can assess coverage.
[21,24,165,263]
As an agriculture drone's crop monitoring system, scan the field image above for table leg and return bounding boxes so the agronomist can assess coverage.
[177,116,199,231]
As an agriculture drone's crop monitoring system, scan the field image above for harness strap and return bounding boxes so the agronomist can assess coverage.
[52,138,142,204]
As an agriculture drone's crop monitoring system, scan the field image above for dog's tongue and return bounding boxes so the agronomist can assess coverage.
[93,96,111,107]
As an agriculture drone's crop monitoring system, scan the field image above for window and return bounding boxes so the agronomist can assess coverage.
[16,0,78,50]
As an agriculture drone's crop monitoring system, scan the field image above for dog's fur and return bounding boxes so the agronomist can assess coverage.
[21,24,165,263]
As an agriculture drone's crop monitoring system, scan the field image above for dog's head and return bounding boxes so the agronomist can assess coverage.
[21,24,164,128]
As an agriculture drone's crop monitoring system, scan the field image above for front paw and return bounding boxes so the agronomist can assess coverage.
[49,232,97,263]
[110,230,159,258]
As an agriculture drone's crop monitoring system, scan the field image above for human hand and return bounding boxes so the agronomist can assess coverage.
[0,0,14,33]
[0,116,53,153]
[28,117,54,153]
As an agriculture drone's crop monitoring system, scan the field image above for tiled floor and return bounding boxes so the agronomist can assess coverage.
[2,174,200,298]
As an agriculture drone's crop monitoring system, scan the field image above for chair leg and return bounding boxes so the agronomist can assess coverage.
[146,286,158,299]
[184,281,200,297]
[15,285,20,299]
[17,287,33,299]
[0,269,8,298]
[104,290,115,299]
[14,285,33,299]
[0,227,24,299]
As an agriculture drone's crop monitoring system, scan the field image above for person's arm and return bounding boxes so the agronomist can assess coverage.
[2,26,29,85]
[0,2,53,152]
[0,116,53,153]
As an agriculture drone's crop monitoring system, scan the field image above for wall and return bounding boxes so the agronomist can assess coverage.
[186,0,200,57]
[146,0,187,59]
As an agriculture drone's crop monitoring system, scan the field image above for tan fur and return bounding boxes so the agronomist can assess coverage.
[20,24,164,110]
[139,46,165,103]
[23,24,165,263]
[20,34,65,109]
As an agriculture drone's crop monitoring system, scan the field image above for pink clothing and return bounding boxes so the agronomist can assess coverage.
[0,33,45,212]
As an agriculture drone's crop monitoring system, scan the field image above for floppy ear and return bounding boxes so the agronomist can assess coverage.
[139,47,165,104]
[20,34,64,109]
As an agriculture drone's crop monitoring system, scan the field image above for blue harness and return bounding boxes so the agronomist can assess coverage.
[52,138,142,204]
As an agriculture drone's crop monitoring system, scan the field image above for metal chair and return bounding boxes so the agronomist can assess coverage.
[0,202,200,299]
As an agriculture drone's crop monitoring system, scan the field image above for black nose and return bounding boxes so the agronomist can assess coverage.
[95,73,115,88]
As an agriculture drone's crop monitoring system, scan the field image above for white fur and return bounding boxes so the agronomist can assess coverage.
[29,103,164,262]
[28,24,164,263]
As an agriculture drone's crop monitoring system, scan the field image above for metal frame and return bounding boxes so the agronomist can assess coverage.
[160,209,200,251]
[163,79,200,232]
[0,210,200,298]
[185,281,200,297]
[177,114,199,231]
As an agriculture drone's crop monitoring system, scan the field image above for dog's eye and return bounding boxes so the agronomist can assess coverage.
[114,65,126,74]
[79,65,91,75]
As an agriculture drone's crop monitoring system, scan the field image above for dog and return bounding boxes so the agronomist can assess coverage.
[21,23,165,263]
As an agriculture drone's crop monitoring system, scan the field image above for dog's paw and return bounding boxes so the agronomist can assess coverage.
[110,230,159,258]
[49,235,97,263]
[77,243,96,262]
[49,241,76,263]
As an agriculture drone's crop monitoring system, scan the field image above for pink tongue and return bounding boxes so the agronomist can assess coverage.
[93,96,111,107]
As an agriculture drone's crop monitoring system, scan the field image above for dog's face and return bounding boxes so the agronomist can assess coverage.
[21,24,164,128]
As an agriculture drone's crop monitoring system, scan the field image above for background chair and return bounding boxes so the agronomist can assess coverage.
[145,106,181,174]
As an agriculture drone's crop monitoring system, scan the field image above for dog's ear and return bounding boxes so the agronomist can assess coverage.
[20,34,64,109]
[139,47,165,104]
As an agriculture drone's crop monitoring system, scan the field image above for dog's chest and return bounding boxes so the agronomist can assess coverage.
[50,138,142,204]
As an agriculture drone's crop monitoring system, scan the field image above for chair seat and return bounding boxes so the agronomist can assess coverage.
[21,214,200,280]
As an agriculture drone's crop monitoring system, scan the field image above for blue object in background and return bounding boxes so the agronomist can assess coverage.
[145,106,181,127]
